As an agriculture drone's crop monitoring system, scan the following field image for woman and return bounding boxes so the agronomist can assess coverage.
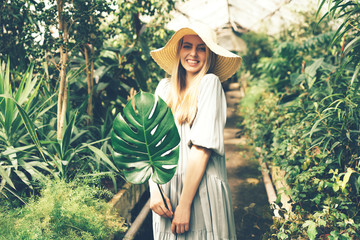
[149,22,242,240]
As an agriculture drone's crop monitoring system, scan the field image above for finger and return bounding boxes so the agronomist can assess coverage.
[177,224,184,234]
[164,209,173,218]
[185,223,189,232]
[165,207,173,218]
[154,206,166,217]
[158,203,172,218]
[171,221,176,234]
[163,203,173,218]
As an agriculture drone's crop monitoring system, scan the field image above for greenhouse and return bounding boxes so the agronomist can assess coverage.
[0,0,359,239]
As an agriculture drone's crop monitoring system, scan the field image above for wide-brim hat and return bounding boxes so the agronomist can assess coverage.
[150,22,242,82]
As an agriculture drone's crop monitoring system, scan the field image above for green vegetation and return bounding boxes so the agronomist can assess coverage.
[0,179,126,240]
[0,0,176,238]
[112,92,180,184]
[240,1,360,239]
[3,0,360,238]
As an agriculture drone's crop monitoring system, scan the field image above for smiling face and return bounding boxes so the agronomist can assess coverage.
[179,35,207,79]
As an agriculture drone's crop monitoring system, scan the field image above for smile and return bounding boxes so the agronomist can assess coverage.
[186,59,200,65]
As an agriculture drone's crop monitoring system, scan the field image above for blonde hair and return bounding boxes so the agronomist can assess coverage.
[166,37,217,125]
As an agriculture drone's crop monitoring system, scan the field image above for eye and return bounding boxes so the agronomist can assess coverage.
[183,45,191,49]
[198,47,206,52]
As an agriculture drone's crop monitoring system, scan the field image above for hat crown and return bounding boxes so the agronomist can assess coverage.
[186,22,218,44]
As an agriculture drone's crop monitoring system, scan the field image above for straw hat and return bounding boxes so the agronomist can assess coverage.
[150,22,242,82]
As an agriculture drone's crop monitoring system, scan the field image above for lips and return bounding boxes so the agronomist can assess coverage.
[186,59,199,66]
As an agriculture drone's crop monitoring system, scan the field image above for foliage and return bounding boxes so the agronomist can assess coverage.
[240,32,273,75]
[111,92,180,184]
[0,59,122,201]
[0,0,41,69]
[318,0,360,64]
[0,60,56,196]
[92,0,176,121]
[279,7,333,43]
[0,1,178,233]
[0,0,177,195]
[1,0,113,67]
[241,4,360,239]
[0,179,127,240]
[0,0,176,127]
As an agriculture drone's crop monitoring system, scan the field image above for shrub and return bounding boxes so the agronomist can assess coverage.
[0,179,127,240]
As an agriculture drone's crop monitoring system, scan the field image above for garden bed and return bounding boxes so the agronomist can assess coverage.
[257,146,291,218]
[269,165,292,215]
[109,182,149,224]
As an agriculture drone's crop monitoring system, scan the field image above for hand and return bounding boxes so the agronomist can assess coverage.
[171,204,191,234]
[150,187,173,218]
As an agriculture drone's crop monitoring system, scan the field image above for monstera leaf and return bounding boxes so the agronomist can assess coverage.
[111,92,180,185]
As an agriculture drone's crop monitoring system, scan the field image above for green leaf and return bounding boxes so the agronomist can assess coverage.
[61,112,77,158]
[356,176,360,193]
[0,164,15,189]
[0,94,44,161]
[13,100,46,161]
[290,72,306,86]
[14,170,31,187]
[15,63,36,104]
[88,145,119,172]
[305,58,324,89]
[19,159,48,183]
[303,220,317,240]
[350,64,360,87]
[120,47,136,56]
[111,92,180,184]
[343,36,360,58]
[2,145,36,156]
[4,98,15,136]
[318,219,326,227]
[341,168,354,191]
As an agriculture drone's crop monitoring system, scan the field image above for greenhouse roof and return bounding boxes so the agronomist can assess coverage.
[167,0,320,35]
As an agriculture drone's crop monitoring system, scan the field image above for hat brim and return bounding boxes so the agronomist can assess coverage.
[150,26,242,82]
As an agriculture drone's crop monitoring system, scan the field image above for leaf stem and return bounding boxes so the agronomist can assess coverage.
[157,183,169,210]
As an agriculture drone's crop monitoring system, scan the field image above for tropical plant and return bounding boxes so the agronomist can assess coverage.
[0,59,122,200]
[111,92,180,209]
[111,92,180,184]
[34,93,122,188]
[1,0,177,143]
[0,60,56,197]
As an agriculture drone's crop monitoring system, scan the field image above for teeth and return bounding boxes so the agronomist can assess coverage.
[187,60,198,64]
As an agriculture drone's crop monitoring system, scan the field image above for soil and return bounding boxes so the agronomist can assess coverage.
[132,83,273,240]
[225,83,273,239]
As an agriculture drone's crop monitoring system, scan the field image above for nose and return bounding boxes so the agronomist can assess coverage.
[190,47,198,57]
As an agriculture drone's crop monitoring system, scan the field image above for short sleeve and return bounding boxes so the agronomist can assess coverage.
[190,74,227,155]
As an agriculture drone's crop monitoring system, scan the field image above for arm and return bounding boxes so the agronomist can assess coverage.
[171,145,211,234]
[149,179,173,218]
